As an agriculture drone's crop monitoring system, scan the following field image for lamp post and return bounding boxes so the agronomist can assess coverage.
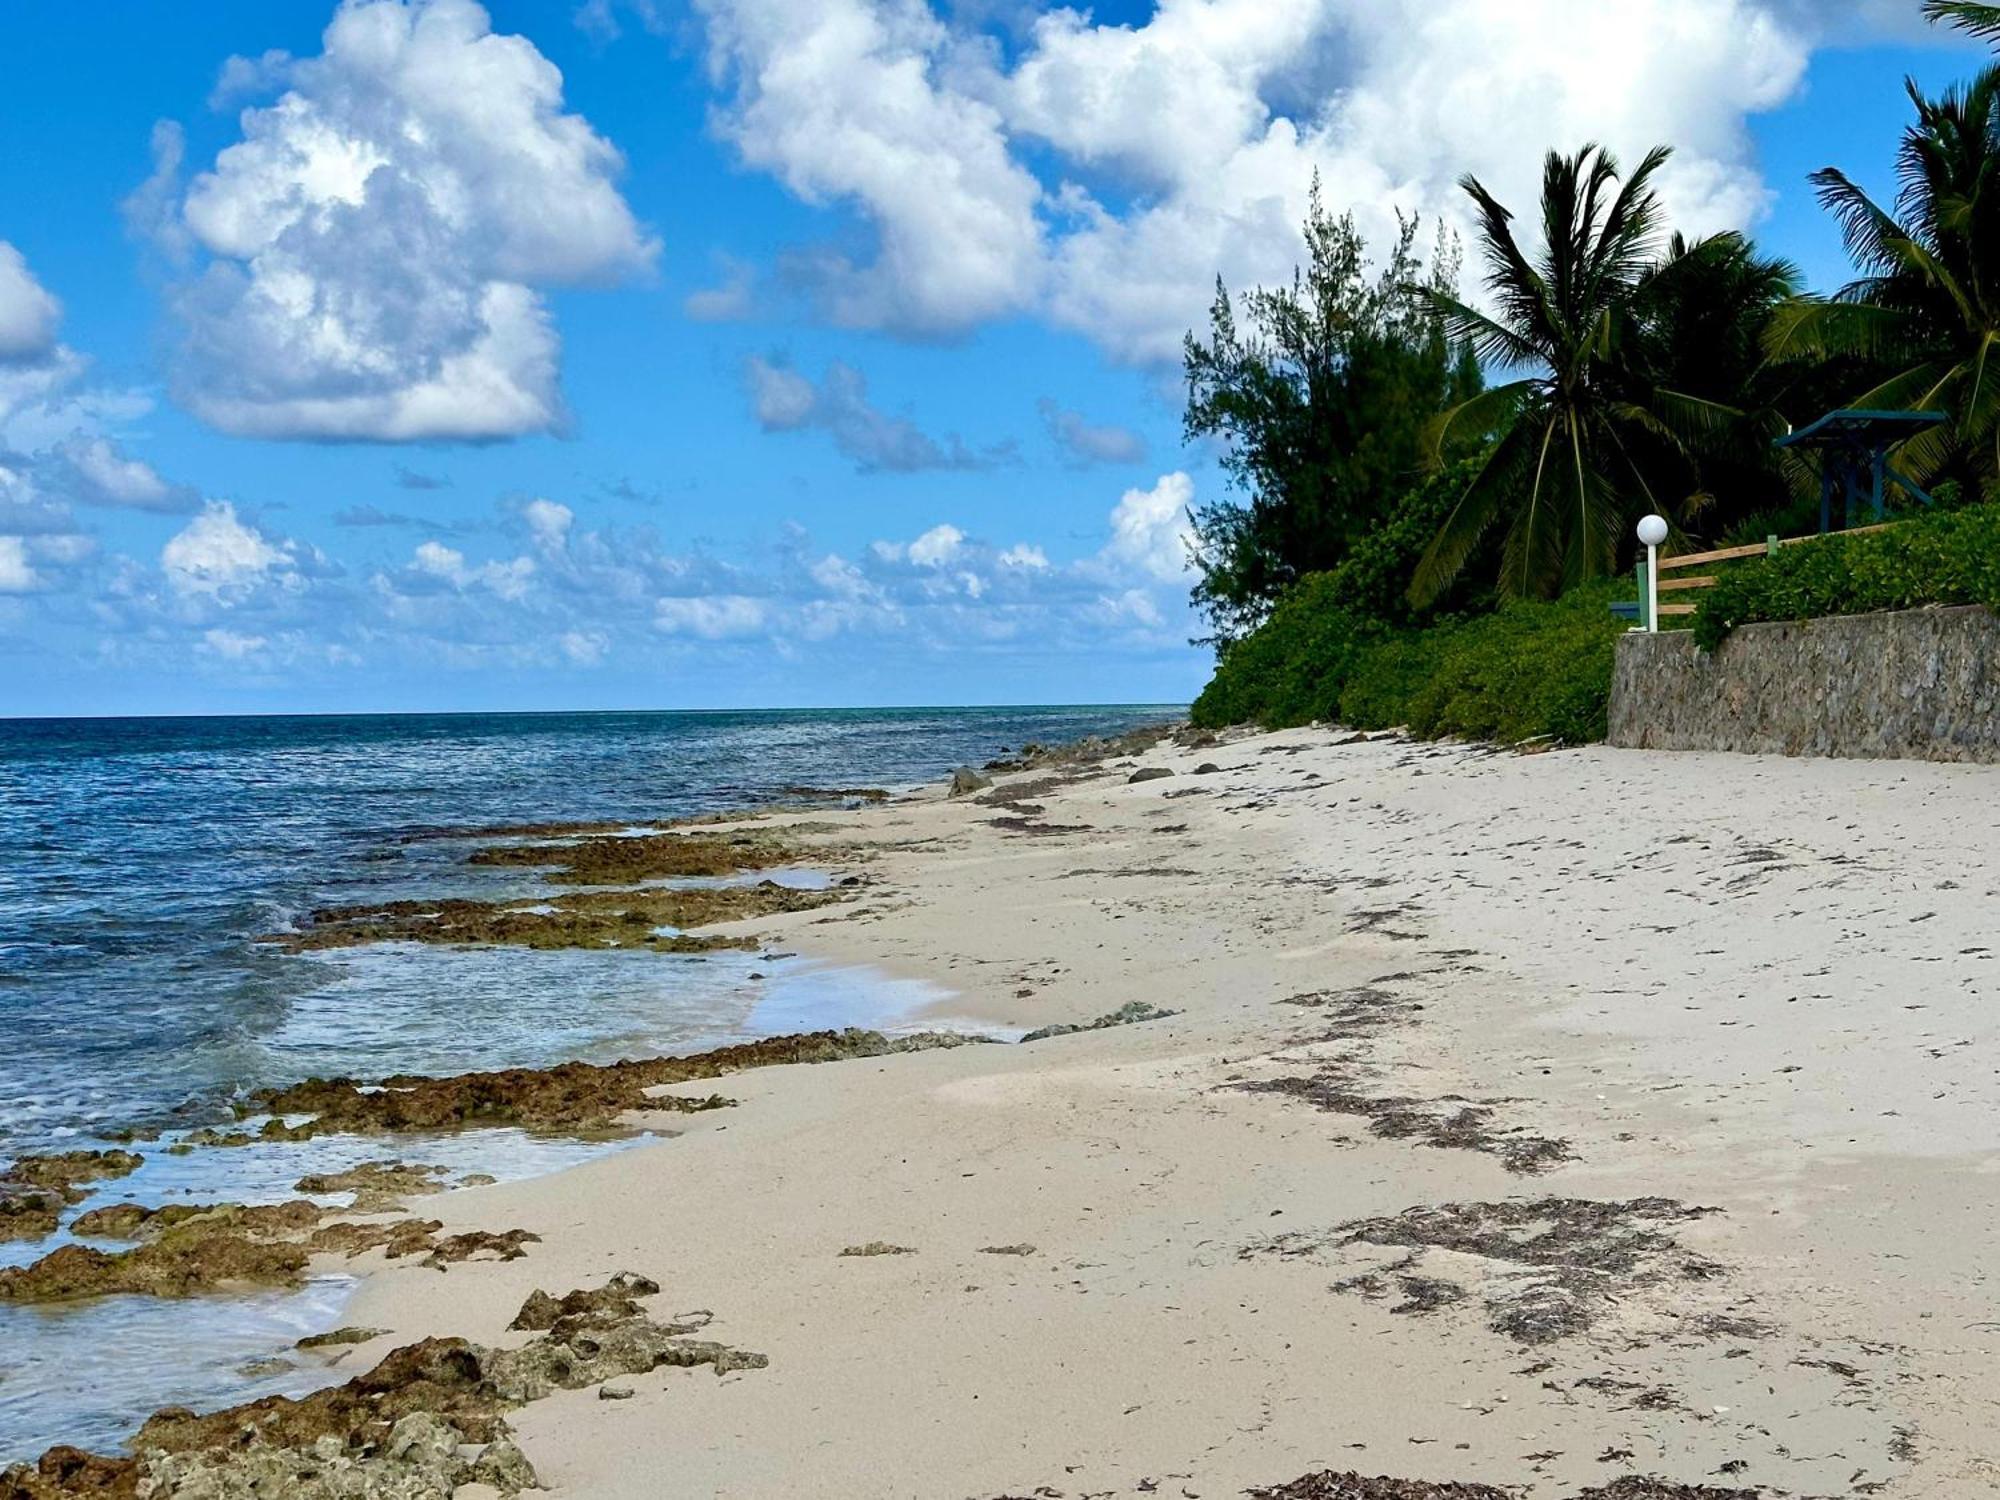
[1636,514,1669,633]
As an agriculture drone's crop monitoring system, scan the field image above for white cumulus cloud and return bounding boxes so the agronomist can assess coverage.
[692,0,1045,335]
[687,0,1896,364]
[55,437,199,514]
[0,244,62,365]
[155,0,655,441]
[0,535,40,593]
[1101,472,1196,582]
[162,501,299,597]
[654,593,770,638]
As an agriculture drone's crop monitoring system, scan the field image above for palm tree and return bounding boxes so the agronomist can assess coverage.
[1411,144,1790,601]
[1765,66,2000,494]
[1925,2,2000,42]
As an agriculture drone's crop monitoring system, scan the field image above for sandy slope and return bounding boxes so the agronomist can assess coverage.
[349,727,2000,1498]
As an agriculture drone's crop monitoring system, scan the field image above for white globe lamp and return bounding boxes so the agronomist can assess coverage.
[1636,515,1669,632]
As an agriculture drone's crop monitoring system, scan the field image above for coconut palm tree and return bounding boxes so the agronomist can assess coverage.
[1764,66,2000,494]
[1926,2,2000,42]
[1410,144,1794,601]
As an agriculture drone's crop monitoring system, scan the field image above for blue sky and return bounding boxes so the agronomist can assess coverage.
[0,0,1985,717]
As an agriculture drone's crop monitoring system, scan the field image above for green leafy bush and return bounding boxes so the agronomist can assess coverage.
[1692,501,2000,650]
[1191,580,1624,744]
[1189,460,1487,729]
[1399,584,1624,743]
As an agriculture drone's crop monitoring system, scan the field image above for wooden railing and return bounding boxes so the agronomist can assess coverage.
[1636,522,1895,623]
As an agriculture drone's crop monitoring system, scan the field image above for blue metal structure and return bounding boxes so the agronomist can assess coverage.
[1773,409,1948,533]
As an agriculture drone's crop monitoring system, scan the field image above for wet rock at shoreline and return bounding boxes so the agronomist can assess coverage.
[775,785,889,805]
[0,1234,310,1303]
[297,1326,388,1351]
[981,723,1181,775]
[0,1277,767,1500]
[465,828,821,885]
[0,1151,144,1243]
[251,1027,985,1136]
[1,1197,539,1305]
[69,1199,322,1243]
[295,1161,449,1213]
[1020,1001,1178,1044]
[270,877,844,954]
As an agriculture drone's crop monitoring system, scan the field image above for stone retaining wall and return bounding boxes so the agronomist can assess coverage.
[1608,604,2000,762]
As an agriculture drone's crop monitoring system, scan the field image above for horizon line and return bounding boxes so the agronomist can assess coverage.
[0,701,1191,726]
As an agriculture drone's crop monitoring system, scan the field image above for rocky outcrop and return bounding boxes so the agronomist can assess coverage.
[775,785,889,804]
[0,1151,143,1243]
[251,1028,986,1136]
[1609,604,2000,763]
[1020,1001,1178,1044]
[2,1195,537,1304]
[271,879,843,953]
[0,1277,765,1500]
[465,829,822,885]
[294,1161,448,1213]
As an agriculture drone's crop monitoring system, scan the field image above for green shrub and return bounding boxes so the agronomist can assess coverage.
[1191,580,1624,744]
[1398,584,1623,744]
[1190,460,1492,730]
[1692,501,2000,650]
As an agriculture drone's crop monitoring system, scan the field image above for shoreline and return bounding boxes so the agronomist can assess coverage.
[9,723,1999,1496]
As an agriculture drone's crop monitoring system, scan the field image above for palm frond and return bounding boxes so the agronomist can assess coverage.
[1409,419,1540,605]
[1460,171,1556,349]
[1924,1,2000,42]
[1811,168,1922,276]
[1424,378,1539,462]
[1763,298,1922,362]
[1420,292,1545,372]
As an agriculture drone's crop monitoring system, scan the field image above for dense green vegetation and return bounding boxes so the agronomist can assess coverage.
[1765,62,2000,498]
[1183,185,1481,643]
[1190,583,1623,743]
[1187,5,2000,741]
[1692,502,2000,650]
[1415,148,1804,604]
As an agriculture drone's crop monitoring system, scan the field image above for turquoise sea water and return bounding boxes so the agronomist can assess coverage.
[0,704,1175,1458]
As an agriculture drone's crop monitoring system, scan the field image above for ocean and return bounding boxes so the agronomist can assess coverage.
[0,704,1176,1459]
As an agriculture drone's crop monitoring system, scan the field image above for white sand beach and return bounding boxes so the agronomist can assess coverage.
[336,728,2000,1498]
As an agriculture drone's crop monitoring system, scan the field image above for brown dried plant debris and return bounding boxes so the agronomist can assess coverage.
[1322,1197,1725,1346]
[1233,1072,1574,1175]
[1247,1474,1758,1500]
[0,1275,765,1500]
